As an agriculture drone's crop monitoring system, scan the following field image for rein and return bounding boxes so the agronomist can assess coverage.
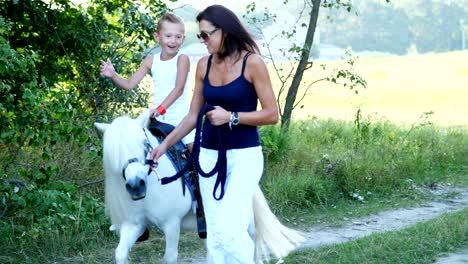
[160,104,228,200]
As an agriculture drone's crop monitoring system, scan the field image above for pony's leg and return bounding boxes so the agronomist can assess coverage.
[161,220,182,264]
[115,223,146,264]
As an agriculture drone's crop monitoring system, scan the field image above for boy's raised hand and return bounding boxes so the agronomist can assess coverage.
[100,59,116,78]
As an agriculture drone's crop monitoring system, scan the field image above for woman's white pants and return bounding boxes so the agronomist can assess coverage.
[198,146,263,264]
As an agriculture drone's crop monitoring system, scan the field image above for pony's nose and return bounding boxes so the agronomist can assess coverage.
[125,178,147,200]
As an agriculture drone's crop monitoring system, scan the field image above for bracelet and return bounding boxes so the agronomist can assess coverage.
[156,105,166,115]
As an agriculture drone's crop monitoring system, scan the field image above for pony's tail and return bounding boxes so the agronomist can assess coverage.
[253,186,305,263]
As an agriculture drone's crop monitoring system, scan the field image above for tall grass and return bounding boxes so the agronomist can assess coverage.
[260,112,467,214]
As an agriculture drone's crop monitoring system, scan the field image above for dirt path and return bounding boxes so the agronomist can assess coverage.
[434,248,468,264]
[300,187,468,248]
[299,186,468,263]
[179,186,468,263]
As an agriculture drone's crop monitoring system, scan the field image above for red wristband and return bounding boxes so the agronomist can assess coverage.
[156,105,166,115]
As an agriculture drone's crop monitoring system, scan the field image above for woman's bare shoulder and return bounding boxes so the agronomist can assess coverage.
[245,53,267,74]
[197,55,210,66]
[246,53,267,67]
[195,55,210,77]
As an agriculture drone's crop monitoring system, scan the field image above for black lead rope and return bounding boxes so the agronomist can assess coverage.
[160,104,228,200]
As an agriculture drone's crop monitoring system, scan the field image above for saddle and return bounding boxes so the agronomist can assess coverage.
[147,119,207,239]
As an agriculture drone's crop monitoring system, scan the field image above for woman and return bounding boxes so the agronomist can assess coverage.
[151,5,279,263]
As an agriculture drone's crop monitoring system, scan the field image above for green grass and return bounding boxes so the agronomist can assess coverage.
[0,178,465,263]
[260,117,467,216]
[280,208,468,264]
[1,115,466,263]
[0,218,113,263]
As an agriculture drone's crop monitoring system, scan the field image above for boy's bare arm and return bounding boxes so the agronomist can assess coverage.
[100,56,152,91]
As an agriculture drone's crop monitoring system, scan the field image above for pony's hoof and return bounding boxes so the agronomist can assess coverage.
[136,227,150,242]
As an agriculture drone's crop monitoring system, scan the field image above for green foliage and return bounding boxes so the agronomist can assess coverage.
[321,0,354,11]
[1,179,105,231]
[0,5,103,252]
[243,2,276,38]
[0,179,109,263]
[0,2,173,258]
[0,0,171,231]
[261,113,467,214]
[259,125,291,162]
[325,49,367,93]
[0,21,95,172]
[0,0,169,117]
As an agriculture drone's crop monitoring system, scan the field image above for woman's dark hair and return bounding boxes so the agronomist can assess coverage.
[196,5,259,59]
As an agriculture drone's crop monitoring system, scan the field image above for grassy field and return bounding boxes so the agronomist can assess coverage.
[280,51,468,127]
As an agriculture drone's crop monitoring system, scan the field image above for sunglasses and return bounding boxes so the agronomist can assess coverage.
[197,28,220,41]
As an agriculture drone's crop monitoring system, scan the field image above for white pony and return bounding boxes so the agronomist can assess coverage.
[94,110,304,264]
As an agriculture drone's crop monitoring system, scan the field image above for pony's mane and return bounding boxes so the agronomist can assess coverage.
[103,116,145,172]
[102,116,147,226]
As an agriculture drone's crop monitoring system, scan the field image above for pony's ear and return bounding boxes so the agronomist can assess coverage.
[94,122,109,133]
[136,109,150,128]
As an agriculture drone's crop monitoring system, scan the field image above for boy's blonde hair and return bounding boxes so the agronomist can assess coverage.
[156,12,185,33]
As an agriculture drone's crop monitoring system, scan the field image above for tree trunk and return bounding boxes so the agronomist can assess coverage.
[281,0,321,130]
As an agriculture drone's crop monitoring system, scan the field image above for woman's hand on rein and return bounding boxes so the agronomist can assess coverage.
[150,146,166,168]
[206,105,230,126]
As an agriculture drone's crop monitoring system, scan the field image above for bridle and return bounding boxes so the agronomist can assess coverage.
[121,128,160,181]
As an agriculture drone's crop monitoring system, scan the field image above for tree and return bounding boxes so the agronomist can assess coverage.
[0,0,169,117]
[405,0,467,53]
[0,0,171,222]
[320,0,468,54]
[245,0,382,130]
[281,0,320,130]
[319,1,410,55]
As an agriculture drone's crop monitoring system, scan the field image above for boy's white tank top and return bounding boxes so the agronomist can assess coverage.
[151,52,190,126]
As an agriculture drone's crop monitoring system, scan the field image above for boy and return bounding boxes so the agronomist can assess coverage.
[100,12,194,151]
